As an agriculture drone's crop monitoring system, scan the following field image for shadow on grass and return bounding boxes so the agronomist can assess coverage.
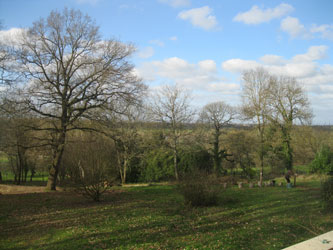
[0,184,332,250]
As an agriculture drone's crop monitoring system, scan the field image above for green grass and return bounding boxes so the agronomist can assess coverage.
[0,172,49,182]
[0,181,332,250]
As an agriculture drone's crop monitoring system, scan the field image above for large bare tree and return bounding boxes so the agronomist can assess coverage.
[149,84,194,180]
[241,68,271,186]
[8,8,145,190]
[200,101,235,175]
[267,75,312,170]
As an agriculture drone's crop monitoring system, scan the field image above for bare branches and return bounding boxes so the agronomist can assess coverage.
[200,101,236,131]
[148,84,194,180]
[199,101,236,174]
[241,67,313,172]
[149,84,194,127]
[268,75,313,126]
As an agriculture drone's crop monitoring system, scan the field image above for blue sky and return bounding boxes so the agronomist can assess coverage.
[1,0,333,124]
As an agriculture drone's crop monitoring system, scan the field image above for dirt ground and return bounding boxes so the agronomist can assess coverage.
[0,184,61,194]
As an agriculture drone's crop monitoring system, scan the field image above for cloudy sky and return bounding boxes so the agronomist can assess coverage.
[1,0,333,124]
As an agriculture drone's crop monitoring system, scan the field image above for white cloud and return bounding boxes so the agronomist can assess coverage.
[158,0,190,8]
[260,55,286,65]
[222,45,332,85]
[281,17,333,41]
[137,46,154,59]
[310,24,333,40]
[280,16,311,39]
[198,60,216,72]
[0,28,26,47]
[136,57,239,95]
[292,45,328,62]
[234,3,294,25]
[76,0,100,5]
[149,39,165,47]
[222,59,260,73]
[178,6,218,31]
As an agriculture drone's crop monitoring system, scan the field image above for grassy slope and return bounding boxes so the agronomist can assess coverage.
[0,181,332,250]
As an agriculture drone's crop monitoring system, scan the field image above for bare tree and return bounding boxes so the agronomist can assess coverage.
[8,8,145,190]
[106,106,144,185]
[149,84,194,180]
[241,68,271,186]
[267,75,312,170]
[0,97,34,184]
[200,101,235,174]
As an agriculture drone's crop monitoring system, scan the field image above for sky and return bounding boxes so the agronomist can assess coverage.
[1,0,333,124]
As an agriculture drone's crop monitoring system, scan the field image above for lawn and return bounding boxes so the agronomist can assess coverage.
[0,180,332,250]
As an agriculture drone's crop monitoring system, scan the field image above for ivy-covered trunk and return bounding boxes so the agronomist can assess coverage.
[282,126,293,170]
[173,142,179,181]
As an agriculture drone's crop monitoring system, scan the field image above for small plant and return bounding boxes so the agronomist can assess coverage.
[178,170,220,207]
[70,160,115,202]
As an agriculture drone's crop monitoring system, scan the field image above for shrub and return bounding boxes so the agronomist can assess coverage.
[140,148,174,182]
[310,145,333,174]
[69,160,115,202]
[321,176,333,210]
[178,147,213,174]
[178,171,220,207]
[62,133,118,201]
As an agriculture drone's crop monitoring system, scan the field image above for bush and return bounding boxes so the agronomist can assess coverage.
[321,176,333,210]
[62,133,118,201]
[310,145,333,174]
[178,147,213,174]
[69,160,115,202]
[178,171,220,207]
[140,149,174,182]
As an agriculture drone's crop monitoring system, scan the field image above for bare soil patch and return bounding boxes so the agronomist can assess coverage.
[0,184,62,194]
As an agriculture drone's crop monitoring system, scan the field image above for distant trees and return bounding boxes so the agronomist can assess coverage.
[225,130,256,178]
[149,85,194,180]
[4,8,146,190]
[200,101,235,175]
[241,68,312,180]
[0,98,35,184]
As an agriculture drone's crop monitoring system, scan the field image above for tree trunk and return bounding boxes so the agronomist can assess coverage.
[282,127,293,170]
[16,155,21,185]
[259,129,264,187]
[24,168,28,183]
[122,158,127,185]
[173,146,179,181]
[116,148,126,185]
[46,132,66,190]
[172,128,179,181]
[213,127,220,175]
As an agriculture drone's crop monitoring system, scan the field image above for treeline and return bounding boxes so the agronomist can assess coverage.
[1,114,332,185]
